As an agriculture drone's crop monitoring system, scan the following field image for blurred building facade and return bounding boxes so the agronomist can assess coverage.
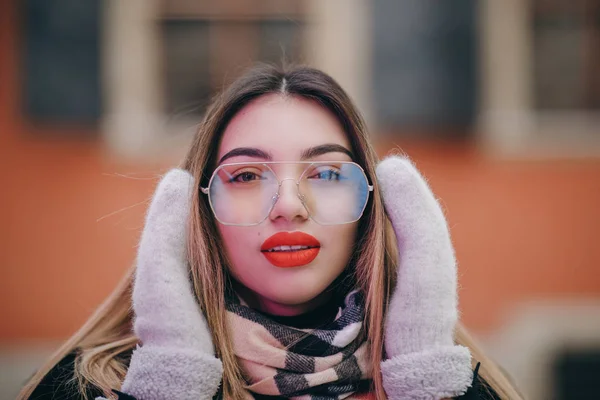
[1,1,600,399]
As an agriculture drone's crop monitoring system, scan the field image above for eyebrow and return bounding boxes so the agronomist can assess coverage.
[218,147,272,164]
[300,144,354,160]
[218,143,354,165]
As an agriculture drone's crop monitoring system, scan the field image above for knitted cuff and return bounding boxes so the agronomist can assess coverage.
[120,345,223,400]
[381,345,473,400]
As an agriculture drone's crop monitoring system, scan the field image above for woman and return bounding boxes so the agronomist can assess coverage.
[20,65,522,399]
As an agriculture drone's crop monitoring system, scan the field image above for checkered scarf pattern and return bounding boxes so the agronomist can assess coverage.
[225,289,373,399]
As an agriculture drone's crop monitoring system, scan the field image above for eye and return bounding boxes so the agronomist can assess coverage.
[229,171,263,183]
[308,167,342,181]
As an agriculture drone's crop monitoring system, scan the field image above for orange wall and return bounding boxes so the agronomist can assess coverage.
[0,3,167,341]
[1,2,599,343]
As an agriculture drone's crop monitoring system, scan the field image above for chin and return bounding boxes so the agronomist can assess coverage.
[252,274,332,308]
[230,256,347,312]
[263,288,323,307]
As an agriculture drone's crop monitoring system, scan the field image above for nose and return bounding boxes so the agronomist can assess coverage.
[268,178,309,223]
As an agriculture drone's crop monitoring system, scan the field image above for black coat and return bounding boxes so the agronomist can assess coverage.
[28,350,501,399]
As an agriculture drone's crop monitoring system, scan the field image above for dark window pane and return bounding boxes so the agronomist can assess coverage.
[372,0,477,133]
[22,0,102,125]
[533,14,587,109]
[162,20,211,117]
[208,21,258,91]
[532,0,600,110]
[554,348,600,399]
[162,18,304,118]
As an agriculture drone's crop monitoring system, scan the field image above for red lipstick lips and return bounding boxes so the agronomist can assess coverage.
[260,231,321,268]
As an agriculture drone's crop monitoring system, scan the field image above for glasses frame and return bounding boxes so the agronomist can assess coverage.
[200,161,374,226]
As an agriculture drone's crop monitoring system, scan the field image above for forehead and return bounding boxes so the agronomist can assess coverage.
[218,94,351,161]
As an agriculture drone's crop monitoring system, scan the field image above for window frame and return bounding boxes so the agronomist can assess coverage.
[101,0,371,160]
[478,0,600,158]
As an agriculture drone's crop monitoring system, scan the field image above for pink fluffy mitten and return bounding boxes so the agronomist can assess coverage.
[119,169,223,399]
[377,157,473,399]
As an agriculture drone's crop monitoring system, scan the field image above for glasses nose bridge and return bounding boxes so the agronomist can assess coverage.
[276,177,301,197]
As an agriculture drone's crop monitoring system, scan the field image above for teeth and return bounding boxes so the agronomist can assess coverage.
[268,245,311,252]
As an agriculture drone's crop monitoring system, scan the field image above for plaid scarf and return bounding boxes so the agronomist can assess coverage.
[225,289,373,399]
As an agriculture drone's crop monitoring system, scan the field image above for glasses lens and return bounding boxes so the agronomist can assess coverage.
[299,162,369,224]
[208,163,278,225]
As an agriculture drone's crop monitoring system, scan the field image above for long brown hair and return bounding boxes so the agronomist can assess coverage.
[19,65,523,400]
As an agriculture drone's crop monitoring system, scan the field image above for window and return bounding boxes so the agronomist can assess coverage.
[554,348,600,399]
[479,0,600,157]
[160,1,305,120]
[102,0,367,159]
[371,0,477,135]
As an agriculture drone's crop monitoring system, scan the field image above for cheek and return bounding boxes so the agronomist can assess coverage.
[218,226,260,256]
[319,223,359,268]
[217,225,264,277]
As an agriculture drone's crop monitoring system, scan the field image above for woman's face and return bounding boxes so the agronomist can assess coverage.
[215,94,359,316]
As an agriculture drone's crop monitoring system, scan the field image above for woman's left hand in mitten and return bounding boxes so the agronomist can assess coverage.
[96,169,223,400]
[376,156,473,399]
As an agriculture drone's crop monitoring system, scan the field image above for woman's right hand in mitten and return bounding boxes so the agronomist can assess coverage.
[376,157,472,399]
[119,169,223,400]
